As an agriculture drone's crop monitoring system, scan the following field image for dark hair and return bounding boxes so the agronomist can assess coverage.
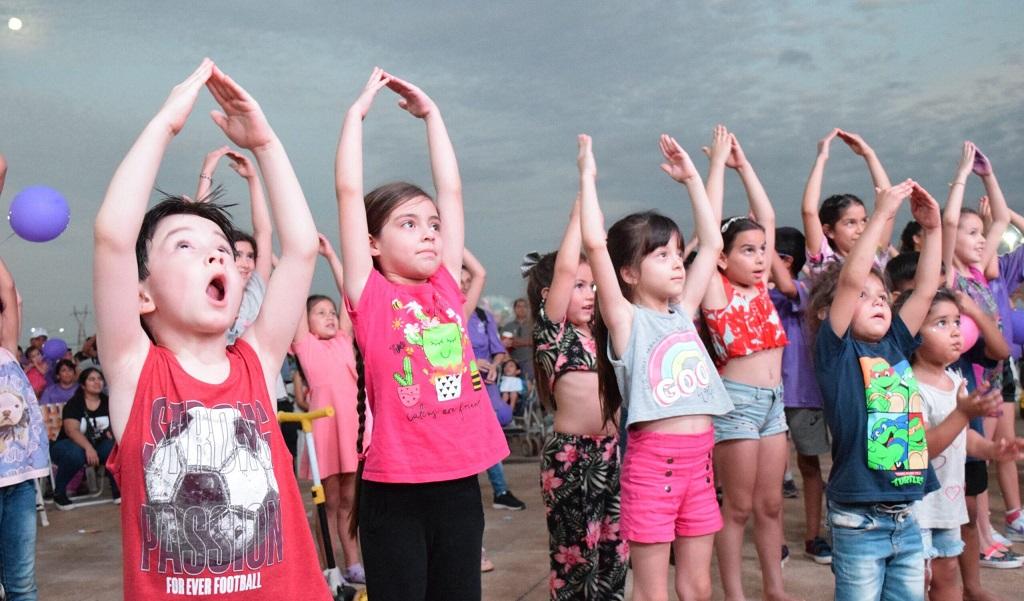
[232,230,258,259]
[135,189,237,281]
[306,294,337,314]
[25,346,40,359]
[894,285,958,316]
[775,226,807,275]
[595,211,682,427]
[820,194,866,250]
[898,221,922,254]
[885,252,919,292]
[77,366,104,386]
[806,262,889,337]
[348,343,367,538]
[513,298,527,309]
[720,217,765,253]
[54,359,76,377]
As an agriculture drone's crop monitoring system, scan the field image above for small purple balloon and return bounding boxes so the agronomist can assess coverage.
[42,338,68,363]
[8,186,70,243]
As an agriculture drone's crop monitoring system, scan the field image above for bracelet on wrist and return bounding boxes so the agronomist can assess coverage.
[199,174,212,181]
[949,181,965,188]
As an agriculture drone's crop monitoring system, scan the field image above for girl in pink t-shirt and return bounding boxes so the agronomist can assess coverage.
[290,233,367,584]
[334,68,508,601]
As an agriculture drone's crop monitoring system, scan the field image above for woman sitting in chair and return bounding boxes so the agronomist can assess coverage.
[49,368,118,509]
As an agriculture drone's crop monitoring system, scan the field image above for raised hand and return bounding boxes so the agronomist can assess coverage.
[317,232,336,258]
[909,183,941,230]
[972,145,992,176]
[817,128,840,160]
[0,153,7,197]
[874,179,914,218]
[577,134,596,178]
[954,290,985,321]
[386,74,437,119]
[200,146,231,176]
[226,150,256,179]
[978,195,992,230]
[955,141,977,180]
[701,124,731,165]
[659,134,698,183]
[348,67,392,120]
[207,65,275,151]
[957,380,1003,418]
[837,129,873,157]
[726,133,748,170]
[156,58,214,135]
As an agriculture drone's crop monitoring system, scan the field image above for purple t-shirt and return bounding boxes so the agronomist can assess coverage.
[994,246,1024,359]
[39,382,78,406]
[770,283,823,409]
[468,307,513,426]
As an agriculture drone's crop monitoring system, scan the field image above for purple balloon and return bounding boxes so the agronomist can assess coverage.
[8,186,70,243]
[42,338,69,363]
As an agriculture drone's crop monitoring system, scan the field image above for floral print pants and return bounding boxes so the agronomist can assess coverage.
[540,432,628,600]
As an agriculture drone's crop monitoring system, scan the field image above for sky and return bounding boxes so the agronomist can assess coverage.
[1,0,1022,345]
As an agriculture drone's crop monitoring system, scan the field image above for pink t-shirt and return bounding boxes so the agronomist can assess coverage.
[347,268,509,483]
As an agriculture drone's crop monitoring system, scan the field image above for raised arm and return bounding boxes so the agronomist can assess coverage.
[316,233,353,339]
[578,135,633,358]
[730,133,775,283]
[195,146,231,200]
[336,68,391,306]
[770,252,799,300]
[226,150,273,284]
[386,75,464,281]
[837,130,894,250]
[701,124,731,222]
[94,59,214,441]
[545,196,584,324]
[896,184,942,335]
[205,66,318,384]
[972,147,1010,271]
[829,180,913,337]
[942,142,977,285]
[802,129,839,258]
[661,135,723,317]
[0,257,20,355]
[461,248,487,320]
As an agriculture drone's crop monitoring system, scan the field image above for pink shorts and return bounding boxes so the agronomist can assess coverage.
[620,427,721,543]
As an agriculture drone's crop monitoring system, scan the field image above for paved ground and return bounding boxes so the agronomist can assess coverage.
[34,448,1023,600]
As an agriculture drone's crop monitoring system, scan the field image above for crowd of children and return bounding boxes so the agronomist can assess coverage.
[1,61,1023,601]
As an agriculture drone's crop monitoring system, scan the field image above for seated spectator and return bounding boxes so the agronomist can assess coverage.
[39,359,78,406]
[23,346,48,398]
[499,359,524,413]
[74,335,100,371]
[48,368,118,509]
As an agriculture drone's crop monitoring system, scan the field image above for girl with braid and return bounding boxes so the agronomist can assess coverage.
[335,68,508,601]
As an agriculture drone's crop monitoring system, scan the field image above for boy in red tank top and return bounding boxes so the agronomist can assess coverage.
[93,60,330,600]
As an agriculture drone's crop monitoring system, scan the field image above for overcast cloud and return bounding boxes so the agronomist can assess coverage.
[1,0,1021,340]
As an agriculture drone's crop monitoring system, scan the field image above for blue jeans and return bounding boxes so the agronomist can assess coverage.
[486,463,508,497]
[828,499,924,601]
[49,437,118,497]
[0,479,39,600]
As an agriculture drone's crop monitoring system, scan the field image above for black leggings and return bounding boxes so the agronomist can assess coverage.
[359,475,484,601]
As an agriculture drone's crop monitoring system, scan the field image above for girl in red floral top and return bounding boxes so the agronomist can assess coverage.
[697,125,798,601]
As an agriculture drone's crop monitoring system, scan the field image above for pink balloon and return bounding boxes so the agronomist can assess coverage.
[960,314,979,351]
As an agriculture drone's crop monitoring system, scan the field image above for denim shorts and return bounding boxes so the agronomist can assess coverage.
[712,379,787,443]
[920,527,964,560]
[827,499,925,601]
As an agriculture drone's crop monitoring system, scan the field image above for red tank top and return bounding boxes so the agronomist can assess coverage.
[701,273,788,367]
[107,340,330,600]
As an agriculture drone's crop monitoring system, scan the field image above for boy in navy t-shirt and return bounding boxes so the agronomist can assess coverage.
[809,179,942,601]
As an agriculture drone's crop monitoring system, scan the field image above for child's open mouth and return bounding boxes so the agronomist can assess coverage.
[207,275,226,302]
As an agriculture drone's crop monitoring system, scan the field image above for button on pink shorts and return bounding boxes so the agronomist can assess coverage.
[620,427,721,543]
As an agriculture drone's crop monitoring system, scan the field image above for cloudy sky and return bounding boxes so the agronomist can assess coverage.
[1,0,1021,343]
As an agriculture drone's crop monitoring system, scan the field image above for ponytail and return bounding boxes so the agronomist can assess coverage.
[348,343,367,538]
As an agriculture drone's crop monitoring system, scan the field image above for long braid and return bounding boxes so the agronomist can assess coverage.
[348,342,367,538]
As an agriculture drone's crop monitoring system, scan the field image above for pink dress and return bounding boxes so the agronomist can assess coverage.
[291,331,369,477]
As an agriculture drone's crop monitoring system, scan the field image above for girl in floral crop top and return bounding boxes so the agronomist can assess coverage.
[697,125,799,601]
[526,195,627,600]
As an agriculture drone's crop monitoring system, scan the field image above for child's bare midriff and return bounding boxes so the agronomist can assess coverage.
[551,371,617,437]
[720,346,784,389]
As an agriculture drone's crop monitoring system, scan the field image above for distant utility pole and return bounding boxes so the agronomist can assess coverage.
[71,305,90,348]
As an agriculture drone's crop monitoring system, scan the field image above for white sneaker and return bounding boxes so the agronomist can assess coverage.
[1006,513,1024,542]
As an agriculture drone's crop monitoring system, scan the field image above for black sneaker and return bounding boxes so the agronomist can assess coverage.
[805,537,833,565]
[493,491,526,511]
[782,478,799,499]
[53,492,74,511]
[781,544,790,567]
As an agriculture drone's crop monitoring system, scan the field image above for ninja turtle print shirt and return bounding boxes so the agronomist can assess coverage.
[814,315,939,504]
